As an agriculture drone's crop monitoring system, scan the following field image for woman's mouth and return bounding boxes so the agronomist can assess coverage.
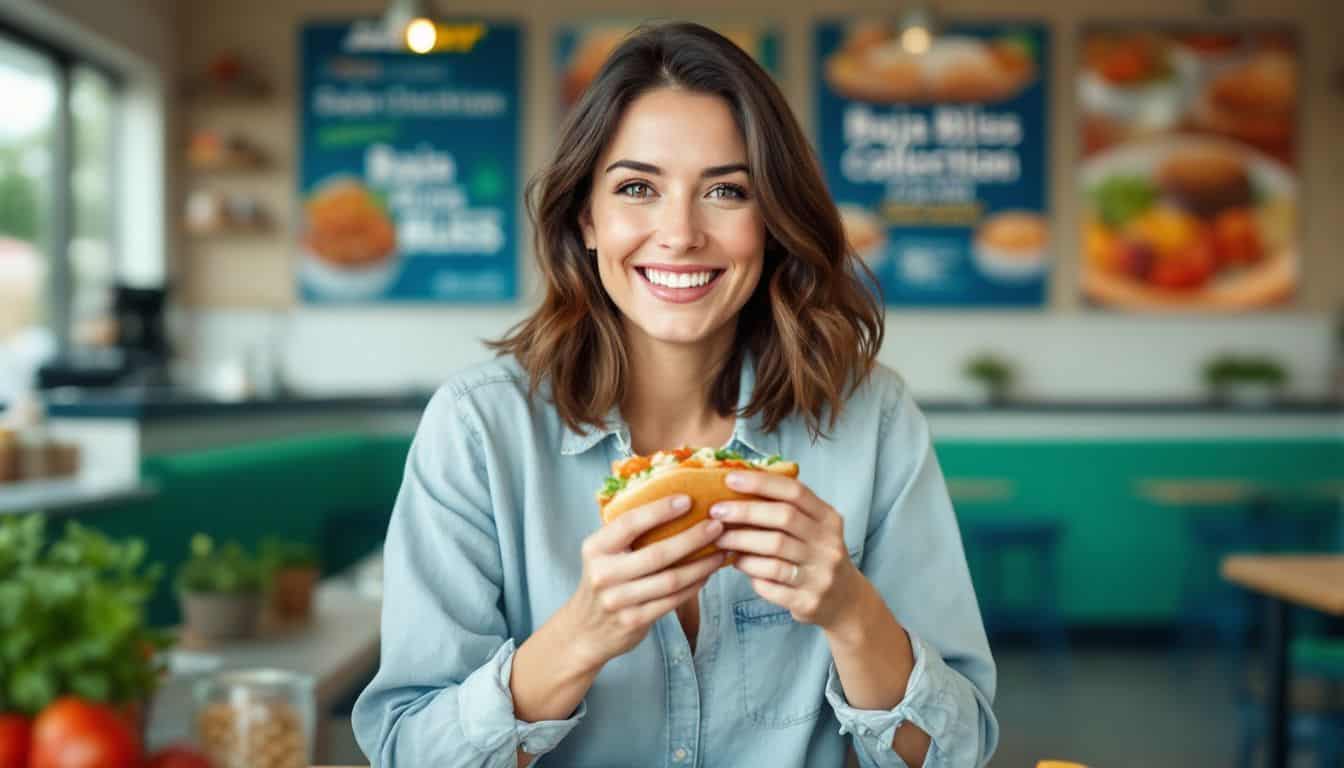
[634,267,726,304]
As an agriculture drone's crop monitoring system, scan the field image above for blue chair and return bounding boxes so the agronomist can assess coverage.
[1224,498,1344,767]
[1181,499,1337,664]
[962,519,1068,661]
[1236,638,1344,768]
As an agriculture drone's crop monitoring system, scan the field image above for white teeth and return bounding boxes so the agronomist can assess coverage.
[643,269,717,289]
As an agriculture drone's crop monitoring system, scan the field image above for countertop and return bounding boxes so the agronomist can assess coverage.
[10,387,1339,421]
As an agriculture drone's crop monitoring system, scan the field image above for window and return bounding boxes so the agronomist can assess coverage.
[0,22,121,401]
[0,33,56,342]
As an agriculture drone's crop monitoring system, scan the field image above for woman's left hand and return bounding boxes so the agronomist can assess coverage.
[710,470,866,629]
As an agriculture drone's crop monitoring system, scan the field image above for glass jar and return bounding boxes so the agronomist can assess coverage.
[193,668,315,768]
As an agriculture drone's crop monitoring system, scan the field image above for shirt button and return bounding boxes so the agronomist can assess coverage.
[673,746,689,762]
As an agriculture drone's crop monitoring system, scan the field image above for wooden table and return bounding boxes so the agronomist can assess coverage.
[1221,555,1344,768]
[148,581,381,762]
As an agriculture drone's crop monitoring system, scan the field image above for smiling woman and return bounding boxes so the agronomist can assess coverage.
[486,22,885,443]
[354,22,996,768]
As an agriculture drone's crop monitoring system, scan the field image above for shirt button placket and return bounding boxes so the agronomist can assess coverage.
[658,620,701,768]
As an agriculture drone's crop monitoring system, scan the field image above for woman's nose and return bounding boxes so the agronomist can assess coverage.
[656,195,706,253]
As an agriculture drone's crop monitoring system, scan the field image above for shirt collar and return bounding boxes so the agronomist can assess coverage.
[559,353,781,459]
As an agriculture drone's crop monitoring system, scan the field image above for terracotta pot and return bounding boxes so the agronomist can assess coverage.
[180,591,263,643]
[271,566,319,620]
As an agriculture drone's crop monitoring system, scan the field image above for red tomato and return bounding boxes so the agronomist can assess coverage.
[30,698,141,768]
[0,713,31,768]
[145,745,213,768]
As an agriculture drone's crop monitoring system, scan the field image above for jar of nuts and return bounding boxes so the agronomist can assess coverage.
[193,668,315,768]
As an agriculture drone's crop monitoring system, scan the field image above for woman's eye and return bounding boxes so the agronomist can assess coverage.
[709,184,748,200]
[617,182,654,198]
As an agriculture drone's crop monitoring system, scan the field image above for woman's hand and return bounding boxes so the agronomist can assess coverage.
[710,471,865,629]
[567,494,725,670]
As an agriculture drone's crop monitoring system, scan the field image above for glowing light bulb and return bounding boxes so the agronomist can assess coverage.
[406,18,437,54]
[900,25,932,55]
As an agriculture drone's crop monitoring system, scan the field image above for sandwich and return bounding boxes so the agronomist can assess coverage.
[596,446,799,566]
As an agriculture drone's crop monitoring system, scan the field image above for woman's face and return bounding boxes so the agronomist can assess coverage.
[581,87,765,352]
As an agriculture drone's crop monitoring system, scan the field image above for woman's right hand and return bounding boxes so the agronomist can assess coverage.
[568,494,725,668]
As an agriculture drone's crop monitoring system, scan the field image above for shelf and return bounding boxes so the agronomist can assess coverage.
[187,155,271,174]
[181,77,271,104]
[185,221,275,237]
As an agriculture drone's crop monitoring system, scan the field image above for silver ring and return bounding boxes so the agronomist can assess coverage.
[789,564,800,585]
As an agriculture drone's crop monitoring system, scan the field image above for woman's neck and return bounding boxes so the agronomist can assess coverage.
[621,329,737,455]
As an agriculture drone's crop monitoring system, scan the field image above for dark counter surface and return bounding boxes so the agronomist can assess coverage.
[9,386,1338,421]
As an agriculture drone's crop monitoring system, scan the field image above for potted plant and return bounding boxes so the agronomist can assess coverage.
[962,353,1016,405]
[175,534,265,644]
[1202,354,1289,405]
[0,515,172,740]
[261,537,321,622]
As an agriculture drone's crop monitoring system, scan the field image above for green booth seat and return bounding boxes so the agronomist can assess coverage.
[71,432,412,627]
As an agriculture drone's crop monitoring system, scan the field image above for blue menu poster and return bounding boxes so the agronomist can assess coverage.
[298,20,520,303]
[555,22,779,118]
[815,20,1050,306]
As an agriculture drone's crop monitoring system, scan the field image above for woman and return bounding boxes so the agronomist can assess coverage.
[353,22,997,768]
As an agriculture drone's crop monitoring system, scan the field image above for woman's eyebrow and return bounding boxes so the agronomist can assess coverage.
[603,159,749,178]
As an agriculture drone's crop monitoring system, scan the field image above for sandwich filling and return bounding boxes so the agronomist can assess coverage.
[596,446,786,507]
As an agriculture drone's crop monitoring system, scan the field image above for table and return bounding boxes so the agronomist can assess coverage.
[148,581,381,761]
[1220,555,1344,768]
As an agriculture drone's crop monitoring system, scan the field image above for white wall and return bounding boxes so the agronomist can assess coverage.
[178,307,1335,401]
[17,0,1343,402]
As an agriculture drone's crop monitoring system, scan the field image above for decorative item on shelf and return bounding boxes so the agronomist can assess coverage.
[185,190,272,236]
[962,352,1016,405]
[0,515,172,743]
[175,534,266,645]
[182,51,270,102]
[0,427,17,483]
[187,130,269,172]
[261,537,321,623]
[1201,353,1288,405]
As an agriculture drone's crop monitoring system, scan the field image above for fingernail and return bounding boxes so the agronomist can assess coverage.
[726,473,748,490]
[706,520,723,536]
[672,495,691,511]
[709,504,731,520]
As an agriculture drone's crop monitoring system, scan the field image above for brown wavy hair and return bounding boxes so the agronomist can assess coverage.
[486,22,884,441]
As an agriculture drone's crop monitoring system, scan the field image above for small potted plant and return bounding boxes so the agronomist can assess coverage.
[962,353,1016,405]
[261,537,321,622]
[175,534,265,644]
[0,515,172,739]
[1202,354,1289,405]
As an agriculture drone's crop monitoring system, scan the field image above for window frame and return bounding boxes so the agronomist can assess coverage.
[0,16,124,357]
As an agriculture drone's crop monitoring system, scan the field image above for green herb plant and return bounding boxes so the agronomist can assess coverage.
[1202,355,1288,397]
[963,353,1016,402]
[259,537,319,574]
[0,515,172,715]
[174,534,264,595]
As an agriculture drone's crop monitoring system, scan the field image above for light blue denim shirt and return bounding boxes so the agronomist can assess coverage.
[353,353,997,767]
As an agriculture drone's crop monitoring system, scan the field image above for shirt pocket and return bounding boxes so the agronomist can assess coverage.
[732,596,827,729]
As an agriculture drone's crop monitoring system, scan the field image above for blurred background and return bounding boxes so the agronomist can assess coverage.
[0,0,1340,766]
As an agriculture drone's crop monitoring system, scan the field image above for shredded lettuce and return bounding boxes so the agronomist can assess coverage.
[713,448,744,461]
[601,476,627,496]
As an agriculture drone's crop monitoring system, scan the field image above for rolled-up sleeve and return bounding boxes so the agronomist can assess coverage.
[352,386,584,767]
[826,382,999,767]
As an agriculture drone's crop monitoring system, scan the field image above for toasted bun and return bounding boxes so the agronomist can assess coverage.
[599,463,800,566]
